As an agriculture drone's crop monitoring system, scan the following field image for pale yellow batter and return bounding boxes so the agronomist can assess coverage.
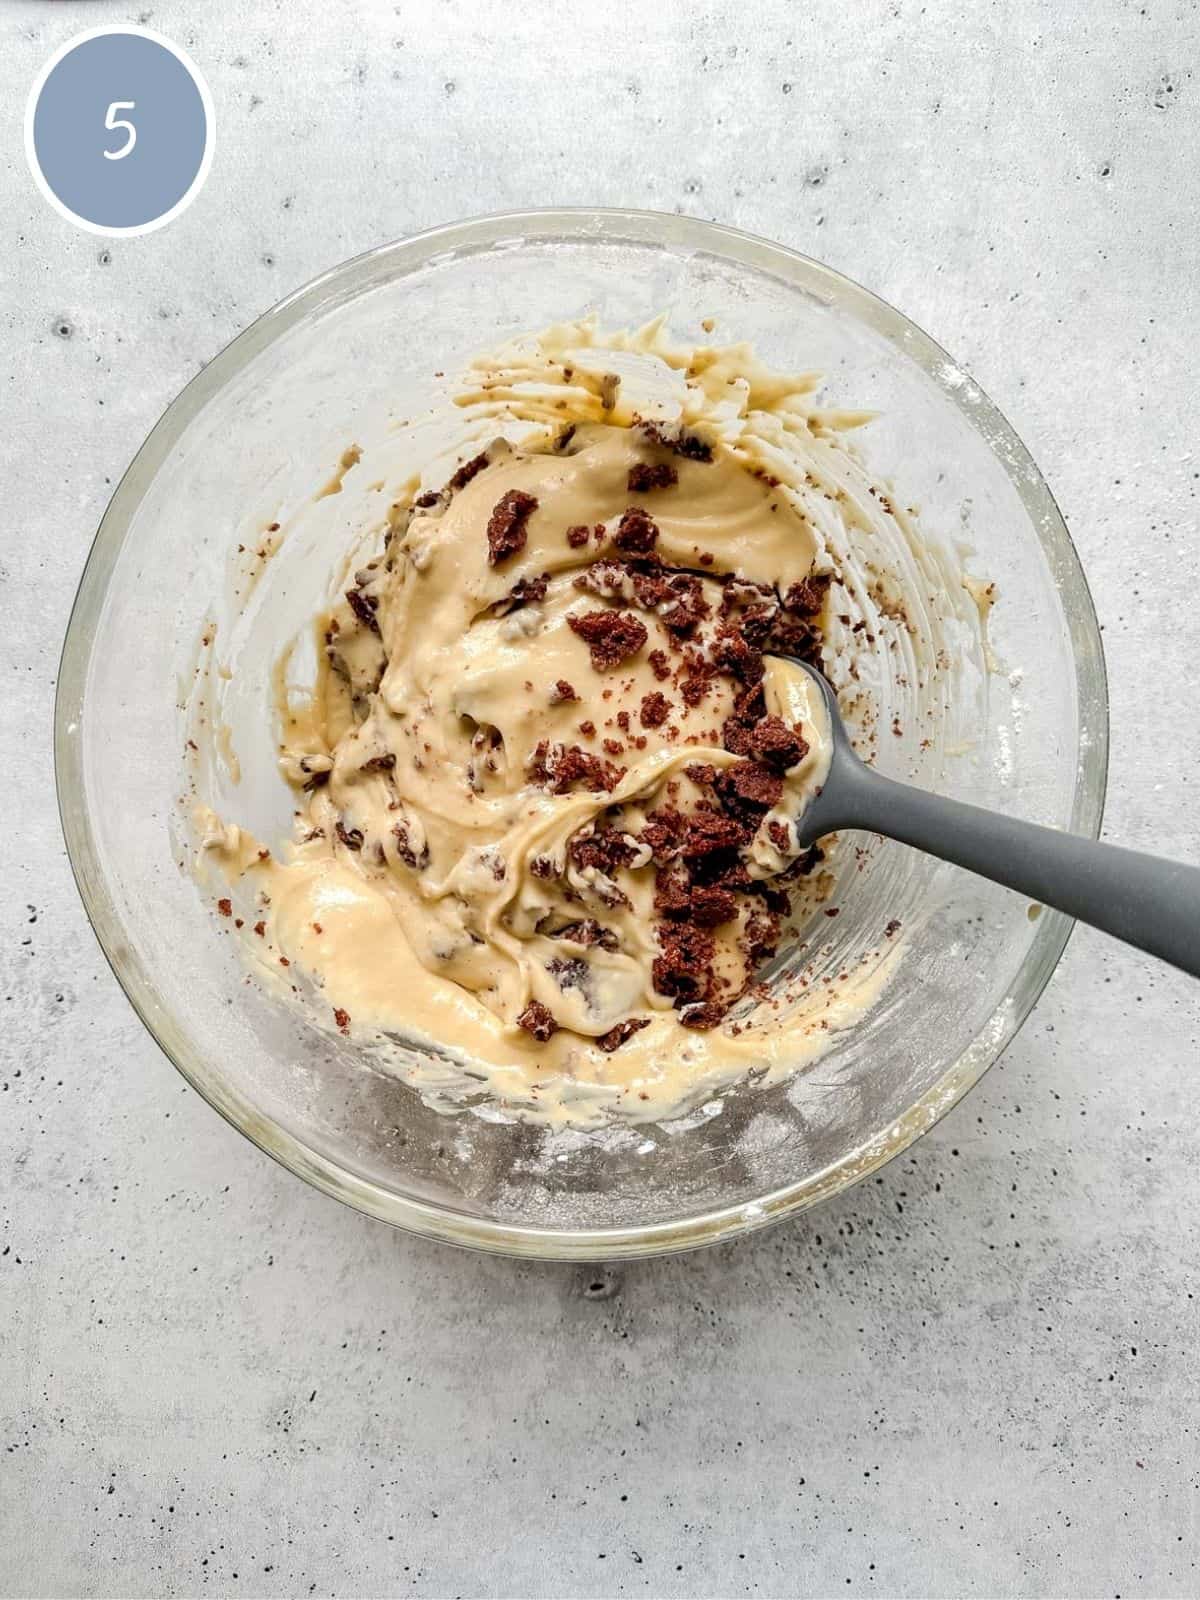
[194,319,955,1127]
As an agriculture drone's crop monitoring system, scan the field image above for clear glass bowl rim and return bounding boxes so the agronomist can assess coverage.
[55,206,1109,1260]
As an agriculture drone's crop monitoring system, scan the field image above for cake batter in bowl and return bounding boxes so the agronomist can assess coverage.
[56,210,1107,1257]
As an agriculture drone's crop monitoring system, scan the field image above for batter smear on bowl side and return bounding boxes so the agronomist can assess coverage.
[195,319,981,1126]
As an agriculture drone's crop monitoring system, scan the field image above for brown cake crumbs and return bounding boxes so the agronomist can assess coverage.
[744,906,782,964]
[335,821,365,851]
[578,719,596,736]
[634,419,715,463]
[551,679,578,703]
[253,920,265,937]
[530,854,558,879]
[217,898,232,917]
[675,433,714,462]
[679,661,717,706]
[517,1000,559,1042]
[486,489,538,564]
[446,450,490,493]
[345,587,380,635]
[627,461,679,493]
[721,681,766,755]
[766,818,792,853]
[782,573,832,616]
[602,738,625,757]
[361,753,397,773]
[652,860,693,917]
[658,575,710,636]
[718,759,783,812]
[682,810,749,859]
[392,822,428,869]
[566,523,591,548]
[677,999,728,1030]
[333,1007,351,1035]
[414,490,440,509]
[574,558,630,599]
[780,843,824,883]
[613,506,659,554]
[713,627,764,683]
[766,608,824,662]
[640,808,688,864]
[596,1017,651,1052]
[527,741,624,794]
[884,918,902,938]
[648,648,672,681]
[748,715,808,771]
[687,885,739,926]
[554,919,619,951]
[639,690,671,728]
[506,572,549,606]
[652,922,715,1003]
[567,608,649,670]
[569,826,640,877]
[547,955,589,990]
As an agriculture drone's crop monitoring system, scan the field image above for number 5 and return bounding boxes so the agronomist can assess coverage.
[103,102,136,161]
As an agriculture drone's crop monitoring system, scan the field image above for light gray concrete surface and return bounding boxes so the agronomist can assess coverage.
[3,1,1199,1595]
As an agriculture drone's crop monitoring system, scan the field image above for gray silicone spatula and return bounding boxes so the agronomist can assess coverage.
[786,659,1200,980]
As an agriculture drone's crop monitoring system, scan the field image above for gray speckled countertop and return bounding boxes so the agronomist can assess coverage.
[4,2,1199,1595]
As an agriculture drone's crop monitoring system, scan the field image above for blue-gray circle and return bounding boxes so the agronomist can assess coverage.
[32,33,208,230]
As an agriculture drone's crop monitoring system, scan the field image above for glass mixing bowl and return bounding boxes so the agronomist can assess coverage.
[56,210,1107,1259]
